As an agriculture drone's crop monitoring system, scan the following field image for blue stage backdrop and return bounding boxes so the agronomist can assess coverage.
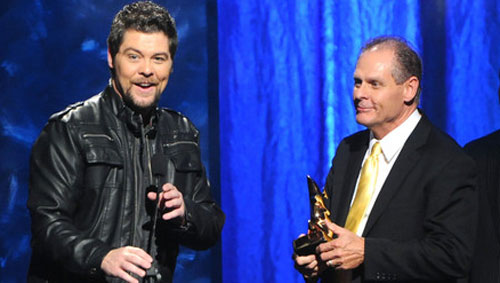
[218,0,500,282]
[2,0,500,282]
[0,0,220,282]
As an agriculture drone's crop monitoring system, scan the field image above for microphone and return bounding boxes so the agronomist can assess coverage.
[151,153,167,187]
[144,154,167,282]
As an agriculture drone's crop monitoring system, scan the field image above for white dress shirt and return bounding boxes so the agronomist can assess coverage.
[351,110,422,236]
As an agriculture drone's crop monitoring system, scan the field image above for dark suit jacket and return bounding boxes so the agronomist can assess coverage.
[464,130,500,283]
[322,114,478,282]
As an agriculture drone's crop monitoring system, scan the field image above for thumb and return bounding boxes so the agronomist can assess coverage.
[147,191,158,201]
[324,217,340,234]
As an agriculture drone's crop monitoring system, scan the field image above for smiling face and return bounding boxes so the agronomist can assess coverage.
[108,29,173,114]
[353,47,418,139]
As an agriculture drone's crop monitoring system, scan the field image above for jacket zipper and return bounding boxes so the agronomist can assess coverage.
[82,133,113,141]
[163,141,197,147]
[130,132,141,247]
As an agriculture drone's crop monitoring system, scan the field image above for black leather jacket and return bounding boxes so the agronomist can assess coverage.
[27,85,225,282]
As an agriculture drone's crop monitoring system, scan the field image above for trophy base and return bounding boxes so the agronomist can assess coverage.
[293,233,327,256]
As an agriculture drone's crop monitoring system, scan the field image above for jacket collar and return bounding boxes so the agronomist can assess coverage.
[102,81,160,137]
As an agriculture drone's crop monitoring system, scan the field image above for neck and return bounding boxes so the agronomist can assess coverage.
[111,79,155,126]
[371,106,417,139]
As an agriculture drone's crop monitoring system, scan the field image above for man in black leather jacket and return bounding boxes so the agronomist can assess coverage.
[27,2,225,282]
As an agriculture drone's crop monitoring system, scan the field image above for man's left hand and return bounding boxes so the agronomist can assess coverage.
[316,219,364,270]
[147,183,186,223]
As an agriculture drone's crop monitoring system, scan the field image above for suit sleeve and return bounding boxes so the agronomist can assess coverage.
[363,153,478,281]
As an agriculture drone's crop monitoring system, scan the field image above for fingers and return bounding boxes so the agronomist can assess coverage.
[113,268,139,283]
[293,253,316,266]
[157,184,181,204]
[147,184,183,209]
[293,253,319,277]
[147,183,178,202]
[128,247,154,268]
[324,250,363,270]
[316,229,365,271]
[101,246,153,282]
[146,186,186,221]
[317,239,336,253]
[162,207,185,220]
[121,260,146,279]
[157,183,186,221]
[319,247,342,267]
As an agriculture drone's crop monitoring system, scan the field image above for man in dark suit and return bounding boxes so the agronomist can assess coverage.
[293,36,477,282]
[464,75,500,283]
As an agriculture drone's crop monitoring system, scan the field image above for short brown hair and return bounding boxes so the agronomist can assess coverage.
[361,36,422,104]
[107,1,178,61]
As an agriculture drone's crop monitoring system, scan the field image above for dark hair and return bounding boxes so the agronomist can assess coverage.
[107,1,178,61]
[361,36,423,104]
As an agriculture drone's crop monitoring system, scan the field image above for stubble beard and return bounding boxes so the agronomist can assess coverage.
[113,77,161,115]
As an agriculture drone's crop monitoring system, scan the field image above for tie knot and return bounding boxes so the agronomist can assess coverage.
[370,142,381,157]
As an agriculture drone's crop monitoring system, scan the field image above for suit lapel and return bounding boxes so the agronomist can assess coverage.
[362,114,432,236]
[334,133,369,226]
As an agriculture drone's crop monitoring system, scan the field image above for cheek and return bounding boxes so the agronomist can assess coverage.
[157,69,171,83]
[115,61,137,79]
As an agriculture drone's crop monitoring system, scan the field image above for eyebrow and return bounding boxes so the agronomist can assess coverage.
[122,47,170,58]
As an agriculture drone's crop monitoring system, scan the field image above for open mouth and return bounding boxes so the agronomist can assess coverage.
[134,82,157,90]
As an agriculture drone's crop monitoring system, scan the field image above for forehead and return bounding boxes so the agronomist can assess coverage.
[354,48,395,77]
[119,29,170,54]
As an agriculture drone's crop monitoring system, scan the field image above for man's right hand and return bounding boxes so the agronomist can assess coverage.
[101,246,153,283]
[293,234,321,282]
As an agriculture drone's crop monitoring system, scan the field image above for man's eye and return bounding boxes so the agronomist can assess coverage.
[128,54,139,60]
[154,56,167,62]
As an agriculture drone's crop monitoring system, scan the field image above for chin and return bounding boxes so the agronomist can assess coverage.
[356,114,371,126]
[134,101,157,111]
[123,95,157,113]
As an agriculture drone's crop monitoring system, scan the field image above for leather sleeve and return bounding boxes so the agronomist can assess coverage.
[178,165,226,250]
[28,119,111,277]
[162,130,225,250]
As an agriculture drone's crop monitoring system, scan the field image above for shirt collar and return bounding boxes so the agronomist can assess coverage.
[369,109,422,162]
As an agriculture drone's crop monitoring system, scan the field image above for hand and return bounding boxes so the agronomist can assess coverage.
[316,220,365,270]
[293,234,322,280]
[147,183,186,223]
[101,246,153,283]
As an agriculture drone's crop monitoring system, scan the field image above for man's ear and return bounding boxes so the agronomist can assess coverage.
[403,76,419,104]
[107,48,114,69]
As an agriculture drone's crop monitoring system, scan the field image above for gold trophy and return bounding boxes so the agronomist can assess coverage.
[293,175,334,256]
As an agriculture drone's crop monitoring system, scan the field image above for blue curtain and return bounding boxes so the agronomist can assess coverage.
[2,0,500,282]
[218,0,500,282]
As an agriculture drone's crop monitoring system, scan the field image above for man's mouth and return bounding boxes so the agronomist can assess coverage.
[134,82,157,89]
[354,99,373,112]
[356,105,373,112]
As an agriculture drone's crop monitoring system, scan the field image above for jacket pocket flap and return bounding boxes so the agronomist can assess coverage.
[164,142,201,172]
[85,146,123,166]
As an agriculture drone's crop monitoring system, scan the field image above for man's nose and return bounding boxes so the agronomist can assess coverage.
[353,84,366,99]
[139,60,153,77]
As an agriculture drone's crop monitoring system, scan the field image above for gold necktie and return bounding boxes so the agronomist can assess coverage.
[345,142,382,233]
